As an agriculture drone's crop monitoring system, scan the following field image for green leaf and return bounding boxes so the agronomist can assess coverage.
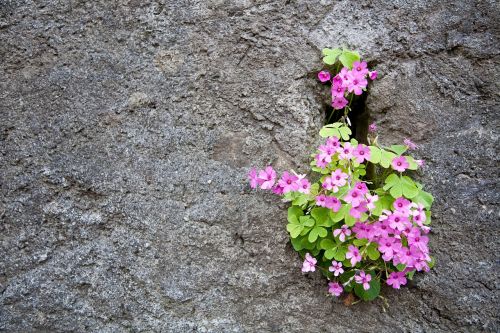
[366,243,381,260]
[311,207,332,227]
[308,226,327,242]
[344,211,357,227]
[287,206,304,223]
[401,176,419,199]
[372,195,394,216]
[330,204,348,222]
[354,275,380,301]
[320,238,336,250]
[388,145,408,156]
[413,190,434,209]
[286,223,303,238]
[380,150,397,168]
[319,127,341,138]
[396,264,406,271]
[368,146,382,164]
[324,247,337,260]
[290,236,304,251]
[333,245,347,261]
[292,194,309,206]
[353,238,368,247]
[338,49,360,69]
[299,216,315,227]
[405,156,419,170]
[428,256,436,269]
[322,48,342,65]
[338,126,352,140]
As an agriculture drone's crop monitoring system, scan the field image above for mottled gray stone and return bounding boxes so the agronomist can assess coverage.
[0,0,499,332]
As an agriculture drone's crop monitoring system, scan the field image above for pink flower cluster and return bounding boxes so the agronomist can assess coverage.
[318,61,377,110]
[315,136,371,168]
[248,167,311,195]
[349,197,432,288]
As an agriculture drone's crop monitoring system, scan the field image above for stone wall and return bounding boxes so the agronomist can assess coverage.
[1,0,498,332]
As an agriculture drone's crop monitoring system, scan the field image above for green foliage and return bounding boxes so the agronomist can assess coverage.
[354,273,381,301]
[319,122,352,140]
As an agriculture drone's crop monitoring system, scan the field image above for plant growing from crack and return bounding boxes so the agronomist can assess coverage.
[249,48,434,302]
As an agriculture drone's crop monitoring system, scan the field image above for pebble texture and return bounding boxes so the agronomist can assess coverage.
[1,0,499,332]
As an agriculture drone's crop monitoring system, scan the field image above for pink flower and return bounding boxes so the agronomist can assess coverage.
[278,171,299,193]
[325,196,341,212]
[332,96,348,110]
[368,122,377,132]
[404,138,418,150]
[315,153,331,168]
[352,61,369,77]
[318,70,331,83]
[345,71,368,95]
[339,67,350,81]
[248,168,259,189]
[386,271,407,289]
[416,159,425,167]
[339,142,354,160]
[354,182,369,195]
[394,197,411,214]
[326,136,341,150]
[272,184,284,195]
[408,233,429,252]
[331,82,346,98]
[346,245,362,266]
[331,169,348,188]
[333,224,352,242]
[316,194,327,207]
[344,188,364,207]
[353,144,371,163]
[378,237,402,261]
[365,194,379,210]
[392,156,409,172]
[328,260,344,276]
[257,166,276,190]
[355,270,372,290]
[369,70,378,80]
[388,212,410,231]
[349,202,368,219]
[318,144,337,157]
[298,178,311,194]
[302,253,317,273]
[328,282,343,296]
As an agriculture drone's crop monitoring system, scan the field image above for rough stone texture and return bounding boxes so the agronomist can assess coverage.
[1,0,499,332]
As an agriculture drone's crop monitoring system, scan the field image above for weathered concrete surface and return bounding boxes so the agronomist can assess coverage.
[1,0,498,332]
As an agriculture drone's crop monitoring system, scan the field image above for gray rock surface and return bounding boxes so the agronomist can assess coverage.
[1,0,499,332]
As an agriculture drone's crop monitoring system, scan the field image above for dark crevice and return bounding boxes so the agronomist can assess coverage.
[324,92,369,144]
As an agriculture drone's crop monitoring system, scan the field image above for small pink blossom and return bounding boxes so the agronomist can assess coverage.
[325,196,341,212]
[331,82,346,98]
[354,182,369,195]
[278,171,299,193]
[368,122,377,132]
[353,144,371,163]
[328,282,343,296]
[272,184,284,195]
[344,188,364,207]
[331,169,348,188]
[248,168,259,189]
[404,138,418,150]
[318,70,331,83]
[355,270,372,290]
[416,159,425,167]
[301,253,317,273]
[349,202,368,219]
[346,245,362,266]
[339,142,354,160]
[333,224,352,242]
[257,166,276,190]
[345,71,368,95]
[328,260,344,276]
[392,156,409,172]
[297,178,311,194]
[369,70,378,80]
[365,194,379,210]
[332,96,348,110]
[352,61,369,77]
[316,194,327,207]
[386,271,407,289]
[315,153,331,168]
[394,197,412,214]
[339,67,350,81]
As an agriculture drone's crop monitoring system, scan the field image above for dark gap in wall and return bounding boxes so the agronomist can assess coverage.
[324,92,369,144]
